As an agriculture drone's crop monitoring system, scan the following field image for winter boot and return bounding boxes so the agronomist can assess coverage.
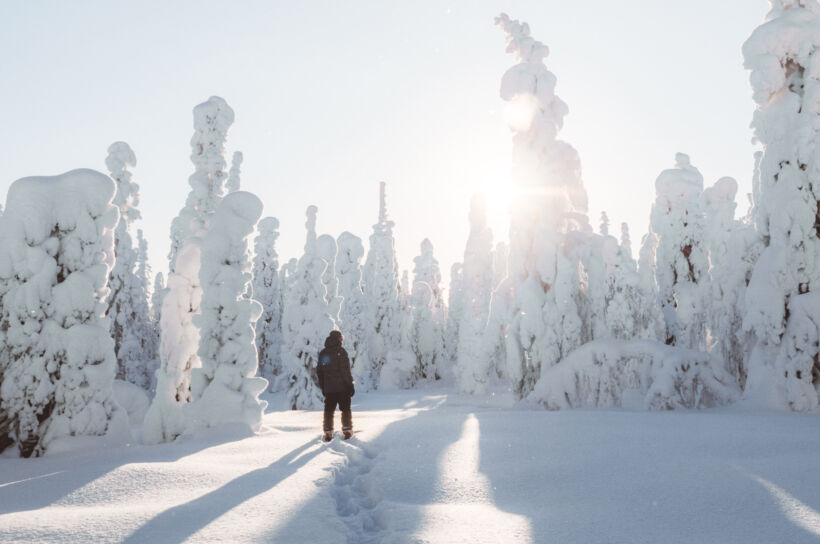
[323,430,334,442]
[342,427,353,440]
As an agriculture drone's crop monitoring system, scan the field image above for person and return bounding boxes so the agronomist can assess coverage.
[317,330,355,441]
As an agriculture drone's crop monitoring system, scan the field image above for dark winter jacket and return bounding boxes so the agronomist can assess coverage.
[317,335,354,396]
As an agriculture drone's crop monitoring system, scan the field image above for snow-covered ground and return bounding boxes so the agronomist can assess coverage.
[2,389,820,543]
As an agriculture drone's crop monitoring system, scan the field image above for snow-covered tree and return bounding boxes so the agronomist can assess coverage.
[603,230,660,341]
[599,211,610,237]
[409,239,446,382]
[151,271,166,363]
[404,282,442,385]
[336,232,370,386]
[0,170,126,457]
[362,182,403,390]
[650,153,708,350]
[702,177,761,388]
[281,206,338,409]
[253,217,284,391]
[167,96,234,270]
[456,195,495,393]
[128,229,157,388]
[620,223,632,259]
[443,262,464,364]
[226,151,243,193]
[188,191,267,431]
[412,238,446,312]
[317,234,341,319]
[495,13,590,398]
[742,1,820,409]
[144,96,234,444]
[105,142,151,388]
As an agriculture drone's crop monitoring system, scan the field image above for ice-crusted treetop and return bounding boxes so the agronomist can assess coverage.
[106,141,140,226]
[743,0,820,106]
[169,96,235,270]
[378,181,392,226]
[106,141,137,176]
[305,205,318,253]
[496,12,588,223]
[316,234,337,263]
[258,216,280,239]
[2,169,117,257]
[495,13,549,64]
[338,231,365,266]
[701,176,738,225]
[189,95,234,211]
[654,153,704,206]
[226,151,243,193]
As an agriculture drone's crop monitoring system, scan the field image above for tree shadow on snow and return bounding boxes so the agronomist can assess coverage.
[0,430,246,516]
[122,438,323,544]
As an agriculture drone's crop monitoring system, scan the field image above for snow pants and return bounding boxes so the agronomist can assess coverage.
[323,392,353,432]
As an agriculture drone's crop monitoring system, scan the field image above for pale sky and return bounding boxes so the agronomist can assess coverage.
[0,1,770,290]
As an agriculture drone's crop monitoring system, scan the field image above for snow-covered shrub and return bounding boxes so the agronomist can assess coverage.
[105,142,152,389]
[529,339,740,411]
[0,169,127,457]
[145,96,234,444]
[336,232,370,386]
[456,195,495,393]
[650,153,708,349]
[742,1,820,410]
[188,191,267,432]
[112,380,149,426]
[362,182,402,390]
[281,206,337,409]
[253,217,284,391]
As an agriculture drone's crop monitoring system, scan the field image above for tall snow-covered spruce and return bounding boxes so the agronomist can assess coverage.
[742,0,820,409]
[0,170,126,457]
[409,239,445,383]
[336,232,370,386]
[188,191,267,432]
[144,96,234,443]
[495,13,589,399]
[281,206,338,409]
[362,182,403,390]
[456,195,495,393]
[253,217,284,390]
[649,153,708,350]
[105,142,152,389]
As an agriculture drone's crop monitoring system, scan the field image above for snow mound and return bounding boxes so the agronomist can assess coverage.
[529,339,740,410]
[112,379,149,425]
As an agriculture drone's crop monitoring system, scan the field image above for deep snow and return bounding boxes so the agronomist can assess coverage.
[1,389,820,543]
